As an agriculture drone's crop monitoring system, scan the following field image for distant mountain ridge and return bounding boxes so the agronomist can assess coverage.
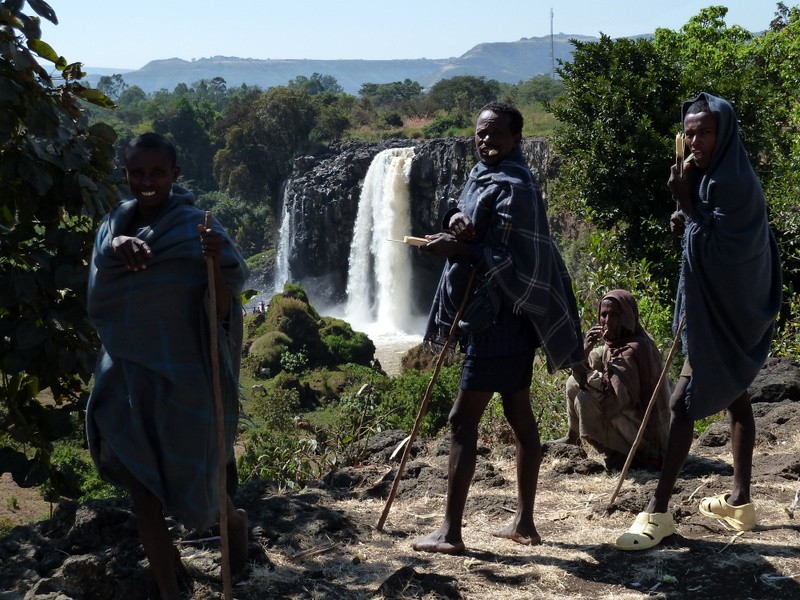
[84,33,600,94]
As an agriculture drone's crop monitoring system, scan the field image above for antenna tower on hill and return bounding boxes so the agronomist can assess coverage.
[550,8,555,79]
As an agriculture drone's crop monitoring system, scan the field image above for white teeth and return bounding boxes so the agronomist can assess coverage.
[141,191,155,196]
[487,149,499,156]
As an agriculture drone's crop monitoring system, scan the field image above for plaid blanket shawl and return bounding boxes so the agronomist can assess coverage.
[86,184,249,528]
[426,146,583,373]
[675,93,782,419]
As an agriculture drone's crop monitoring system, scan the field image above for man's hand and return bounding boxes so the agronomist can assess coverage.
[584,325,603,357]
[197,223,226,260]
[112,235,152,271]
[421,232,465,259]
[669,211,686,237]
[668,163,693,216]
[447,211,475,241]
[572,362,589,389]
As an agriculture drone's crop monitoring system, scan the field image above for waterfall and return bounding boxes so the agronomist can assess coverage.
[273,192,292,295]
[345,147,419,334]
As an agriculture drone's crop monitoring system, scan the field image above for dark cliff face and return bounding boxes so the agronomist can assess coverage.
[277,137,552,311]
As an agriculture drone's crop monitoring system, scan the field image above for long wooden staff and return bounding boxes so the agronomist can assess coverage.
[606,315,685,512]
[377,268,477,531]
[204,212,233,600]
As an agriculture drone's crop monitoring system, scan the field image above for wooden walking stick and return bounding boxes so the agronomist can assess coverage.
[606,315,686,512]
[376,268,477,531]
[204,212,233,600]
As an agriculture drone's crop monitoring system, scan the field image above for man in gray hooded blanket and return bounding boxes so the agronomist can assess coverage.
[86,133,250,597]
[616,94,782,551]
[412,101,583,555]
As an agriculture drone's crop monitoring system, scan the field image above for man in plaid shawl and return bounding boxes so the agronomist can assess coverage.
[413,102,583,554]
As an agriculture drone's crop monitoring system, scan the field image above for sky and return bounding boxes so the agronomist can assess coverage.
[37,1,785,70]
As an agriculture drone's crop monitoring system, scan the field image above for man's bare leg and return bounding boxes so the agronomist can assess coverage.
[128,481,181,600]
[491,387,542,545]
[645,376,693,514]
[726,391,754,506]
[226,497,249,577]
[552,376,580,445]
[412,389,492,554]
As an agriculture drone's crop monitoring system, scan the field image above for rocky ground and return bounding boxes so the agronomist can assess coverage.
[2,359,800,599]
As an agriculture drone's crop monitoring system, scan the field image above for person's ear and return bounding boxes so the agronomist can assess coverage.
[172,165,181,180]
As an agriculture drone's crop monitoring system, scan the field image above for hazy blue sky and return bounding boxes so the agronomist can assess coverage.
[38,1,785,69]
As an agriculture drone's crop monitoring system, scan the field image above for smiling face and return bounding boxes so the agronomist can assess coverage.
[683,111,718,170]
[474,110,522,166]
[124,146,180,218]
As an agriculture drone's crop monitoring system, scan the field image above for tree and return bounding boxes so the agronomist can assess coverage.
[425,76,502,118]
[288,73,343,95]
[212,86,317,205]
[153,98,217,193]
[358,79,424,109]
[96,73,128,101]
[511,74,565,107]
[1,1,117,489]
[551,34,683,283]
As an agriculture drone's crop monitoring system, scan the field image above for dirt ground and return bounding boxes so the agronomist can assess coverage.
[3,400,800,599]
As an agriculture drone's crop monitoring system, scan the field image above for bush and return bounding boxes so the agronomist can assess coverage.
[237,427,319,489]
[264,294,328,366]
[381,364,461,437]
[248,381,301,430]
[280,349,309,374]
[40,443,124,502]
[320,317,375,365]
[375,111,404,129]
[422,113,470,137]
[245,330,292,375]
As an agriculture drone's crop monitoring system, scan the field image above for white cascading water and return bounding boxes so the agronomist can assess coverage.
[345,147,420,336]
[272,186,295,295]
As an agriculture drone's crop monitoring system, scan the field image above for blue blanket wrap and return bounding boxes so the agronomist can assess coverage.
[675,93,782,420]
[426,146,583,373]
[86,184,249,528]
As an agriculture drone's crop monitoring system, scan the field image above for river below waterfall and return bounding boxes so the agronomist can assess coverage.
[363,329,421,377]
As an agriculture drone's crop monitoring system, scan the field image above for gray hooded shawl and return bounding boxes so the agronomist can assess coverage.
[675,93,782,420]
[426,145,583,373]
[86,184,249,528]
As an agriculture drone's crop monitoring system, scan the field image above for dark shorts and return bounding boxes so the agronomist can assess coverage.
[460,351,535,393]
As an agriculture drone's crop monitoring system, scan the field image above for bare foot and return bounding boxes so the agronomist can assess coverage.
[411,528,465,554]
[228,508,249,578]
[491,521,542,546]
[551,432,579,445]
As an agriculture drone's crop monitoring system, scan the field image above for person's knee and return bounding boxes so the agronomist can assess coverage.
[727,391,753,421]
[448,406,479,440]
[669,376,691,421]
[565,376,580,400]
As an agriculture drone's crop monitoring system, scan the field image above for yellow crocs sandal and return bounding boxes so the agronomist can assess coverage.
[615,511,676,551]
[698,493,756,531]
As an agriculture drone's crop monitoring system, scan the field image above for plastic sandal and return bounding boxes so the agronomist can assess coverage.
[615,511,676,551]
[698,493,756,531]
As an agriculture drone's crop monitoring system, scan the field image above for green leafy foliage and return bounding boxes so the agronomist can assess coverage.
[243,285,375,379]
[550,5,800,350]
[319,317,375,365]
[40,442,123,502]
[237,427,319,490]
[0,2,117,490]
[425,75,502,120]
[380,364,461,438]
[551,35,683,285]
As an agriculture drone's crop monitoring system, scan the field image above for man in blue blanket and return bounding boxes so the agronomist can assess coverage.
[616,93,782,551]
[86,133,250,597]
[412,101,584,554]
